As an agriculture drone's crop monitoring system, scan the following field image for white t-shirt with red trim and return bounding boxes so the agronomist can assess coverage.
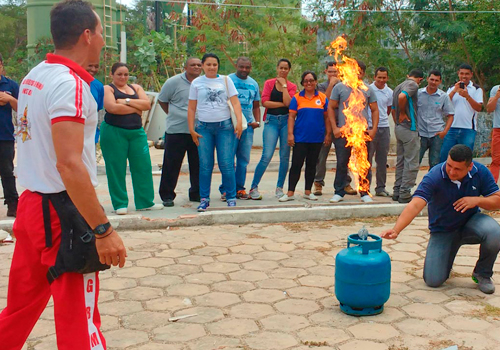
[16,54,98,193]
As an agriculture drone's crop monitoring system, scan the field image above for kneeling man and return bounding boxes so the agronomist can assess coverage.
[382,144,500,294]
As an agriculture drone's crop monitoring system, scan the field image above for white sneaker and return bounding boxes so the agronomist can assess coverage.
[3,234,14,243]
[303,193,318,201]
[137,203,164,211]
[279,194,295,202]
[329,194,344,203]
[116,208,128,215]
[275,187,285,198]
[361,195,374,203]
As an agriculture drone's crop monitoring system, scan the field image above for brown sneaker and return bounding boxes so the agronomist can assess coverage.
[344,184,357,195]
[313,182,323,196]
[237,190,249,200]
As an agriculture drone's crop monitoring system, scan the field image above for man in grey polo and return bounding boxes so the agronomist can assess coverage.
[158,57,202,207]
[418,70,454,170]
[329,60,379,203]
[392,69,424,203]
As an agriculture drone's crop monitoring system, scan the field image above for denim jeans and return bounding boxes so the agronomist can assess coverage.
[196,119,237,201]
[419,135,444,170]
[251,114,290,189]
[423,213,500,287]
[332,136,351,197]
[368,127,390,193]
[439,127,476,163]
[220,127,254,193]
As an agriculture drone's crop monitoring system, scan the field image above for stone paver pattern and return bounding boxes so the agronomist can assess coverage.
[3,216,500,349]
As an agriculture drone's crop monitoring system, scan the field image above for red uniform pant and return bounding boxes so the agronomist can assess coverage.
[490,128,500,183]
[0,191,106,350]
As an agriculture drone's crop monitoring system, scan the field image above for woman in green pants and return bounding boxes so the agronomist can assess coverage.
[101,62,163,215]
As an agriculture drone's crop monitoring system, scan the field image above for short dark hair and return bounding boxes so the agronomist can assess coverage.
[409,69,424,78]
[325,61,336,69]
[277,58,291,69]
[236,57,251,65]
[459,63,473,72]
[201,53,220,66]
[449,144,473,165]
[300,71,317,86]
[111,62,127,74]
[356,60,366,73]
[50,0,98,50]
[428,69,442,78]
[375,66,388,77]
[184,57,200,67]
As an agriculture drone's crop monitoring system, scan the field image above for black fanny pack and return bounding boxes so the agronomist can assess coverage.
[39,191,110,283]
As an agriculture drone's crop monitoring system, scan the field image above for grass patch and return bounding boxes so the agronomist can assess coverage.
[302,341,329,347]
[471,303,500,318]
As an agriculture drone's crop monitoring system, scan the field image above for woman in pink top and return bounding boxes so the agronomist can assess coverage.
[249,59,297,200]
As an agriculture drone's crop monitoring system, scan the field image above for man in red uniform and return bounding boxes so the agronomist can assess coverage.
[0,1,126,349]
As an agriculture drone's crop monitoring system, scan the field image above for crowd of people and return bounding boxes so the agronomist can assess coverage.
[1,2,500,349]
[3,48,500,215]
[85,54,498,213]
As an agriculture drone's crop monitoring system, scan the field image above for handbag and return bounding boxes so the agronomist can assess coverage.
[41,191,110,283]
[224,76,248,131]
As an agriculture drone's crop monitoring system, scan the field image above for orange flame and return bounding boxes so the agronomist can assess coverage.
[326,36,371,194]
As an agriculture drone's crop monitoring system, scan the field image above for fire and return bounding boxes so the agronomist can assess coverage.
[326,36,372,193]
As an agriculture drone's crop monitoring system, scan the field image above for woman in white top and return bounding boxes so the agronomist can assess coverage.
[188,53,243,212]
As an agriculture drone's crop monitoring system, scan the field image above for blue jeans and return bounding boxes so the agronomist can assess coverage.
[220,126,254,193]
[420,135,444,170]
[196,119,237,201]
[439,127,476,162]
[251,114,290,189]
[423,213,500,287]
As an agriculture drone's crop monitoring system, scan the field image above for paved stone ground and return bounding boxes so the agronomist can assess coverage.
[2,216,500,350]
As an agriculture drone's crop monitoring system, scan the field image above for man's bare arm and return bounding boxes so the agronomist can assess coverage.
[381,197,427,239]
[52,121,126,267]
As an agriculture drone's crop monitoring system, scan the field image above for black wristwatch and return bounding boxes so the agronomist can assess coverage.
[93,222,111,236]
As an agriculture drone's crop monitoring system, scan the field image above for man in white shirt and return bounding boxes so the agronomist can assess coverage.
[369,67,393,197]
[439,63,483,161]
[0,1,126,349]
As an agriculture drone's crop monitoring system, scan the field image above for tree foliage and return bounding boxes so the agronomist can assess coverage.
[179,0,320,85]
[307,0,500,93]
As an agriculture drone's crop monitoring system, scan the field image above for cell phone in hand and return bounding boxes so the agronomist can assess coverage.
[459,82,465,89]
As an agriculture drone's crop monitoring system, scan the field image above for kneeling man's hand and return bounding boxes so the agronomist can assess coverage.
[453,197,479,213]
[380,229,399,239]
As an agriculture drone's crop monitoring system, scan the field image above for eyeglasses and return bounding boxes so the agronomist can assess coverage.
[303,79,316,84]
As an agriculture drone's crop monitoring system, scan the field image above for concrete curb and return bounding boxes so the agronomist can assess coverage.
[99,157,493,176]
[0,203,426,233]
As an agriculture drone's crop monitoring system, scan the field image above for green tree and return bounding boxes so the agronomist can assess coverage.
[0,0,28,81]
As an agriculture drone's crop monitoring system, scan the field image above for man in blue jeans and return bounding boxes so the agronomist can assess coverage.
[440,63,483,161]
[382,145,500,294]
[220,57,261,200]
[417,70,454,170]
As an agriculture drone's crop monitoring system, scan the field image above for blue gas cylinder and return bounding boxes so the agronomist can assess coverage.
[335,233,391,316]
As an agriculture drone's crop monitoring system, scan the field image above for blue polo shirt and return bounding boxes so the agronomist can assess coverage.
[90,79,104,111]
[289,90,328,143]
[413,161,499,233]
[0,75,19,141]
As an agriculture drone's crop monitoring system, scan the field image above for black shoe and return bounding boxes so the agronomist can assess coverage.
[391,194,399,201]
[189,195,201,202]
[162,199,174,207]
[6,202,17,217]
[398,196,412,204]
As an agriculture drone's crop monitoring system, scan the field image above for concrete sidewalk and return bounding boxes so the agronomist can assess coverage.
[0,146,493,231]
